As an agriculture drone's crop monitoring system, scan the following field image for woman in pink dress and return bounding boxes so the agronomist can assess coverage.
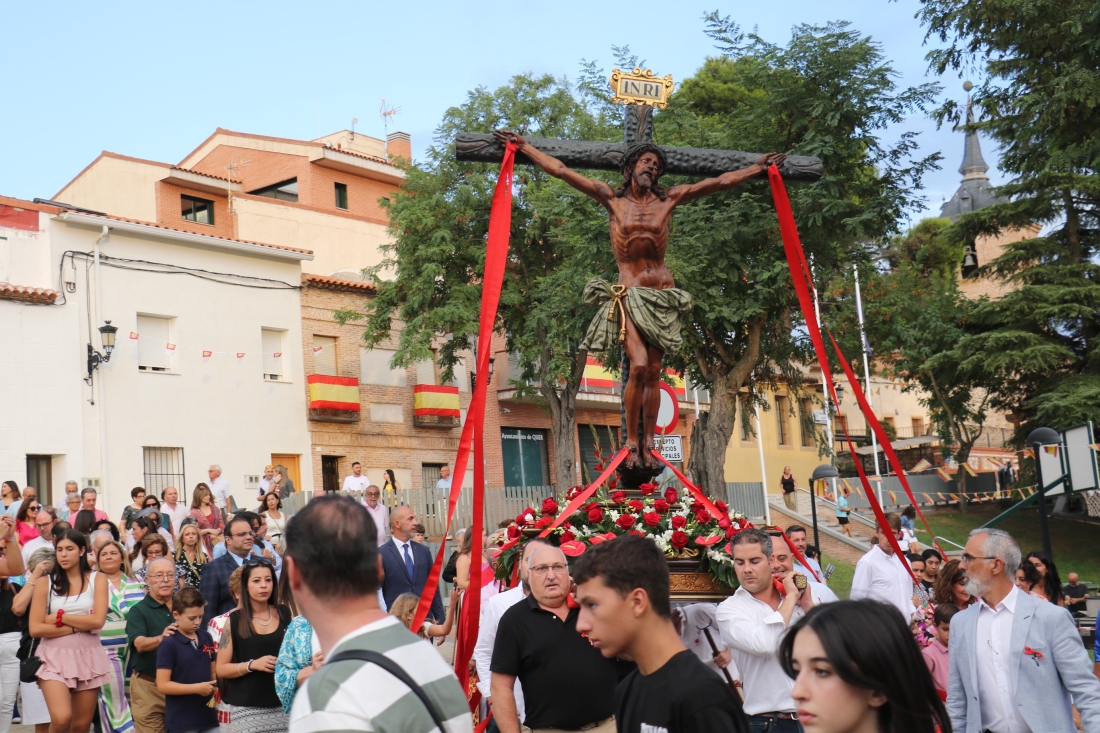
[14,499,42,546]
[189,484,224,556]
[27,529,110,733]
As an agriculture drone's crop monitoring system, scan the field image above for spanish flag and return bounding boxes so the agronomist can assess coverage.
[888,490,898,504]
[911,459,931,472]
[922,493,932,504]
[1043,445,1059,456]
[413,384,460,418]
[988,457,1005,468]
[949,493,959,501]
[963,463,977,477]
[842,479,854,493]
[936,468,951,482]
[308,375,361,411]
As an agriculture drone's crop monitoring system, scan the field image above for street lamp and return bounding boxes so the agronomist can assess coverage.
[809,463,839,553]
[86,320,117,380]
[1027,426,1060,560]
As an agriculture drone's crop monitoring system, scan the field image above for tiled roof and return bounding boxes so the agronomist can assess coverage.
[168,167,240,183]
[65,211,313,255]
[321,146,390,166]
[302,273,377,292]
[0,283,59,304]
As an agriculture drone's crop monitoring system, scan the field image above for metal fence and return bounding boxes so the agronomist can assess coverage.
[827,472,1003,511]
[722,482,767,519]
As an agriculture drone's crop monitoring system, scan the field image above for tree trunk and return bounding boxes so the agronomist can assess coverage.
[956,444,973,514]
[539,346,587,495]
[687,369,740,496]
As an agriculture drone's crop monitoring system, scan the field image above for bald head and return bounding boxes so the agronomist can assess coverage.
[1068,572,1079,585]
[527,543,569,608]
[390,506,417,541]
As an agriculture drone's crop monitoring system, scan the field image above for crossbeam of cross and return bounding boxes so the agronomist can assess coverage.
[456,105,823,180]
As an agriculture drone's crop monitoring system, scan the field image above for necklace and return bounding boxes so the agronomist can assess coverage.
[254,608,274,626]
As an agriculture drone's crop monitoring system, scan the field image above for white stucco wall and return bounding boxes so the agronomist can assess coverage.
[50,218,313,516]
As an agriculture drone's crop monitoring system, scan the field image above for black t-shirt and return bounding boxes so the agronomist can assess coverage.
[492,595,620,730]
[224,606,291,708]
[920,579,935,594]
[1064,583,1088,612]
[157,629,218,733]
[616,651,749,733]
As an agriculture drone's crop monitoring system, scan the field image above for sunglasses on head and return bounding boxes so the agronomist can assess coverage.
[243,556,273,568]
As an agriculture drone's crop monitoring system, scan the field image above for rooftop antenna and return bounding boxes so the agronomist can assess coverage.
[351,117,359,139]
[225,158,250,214]
[379,99,401,135]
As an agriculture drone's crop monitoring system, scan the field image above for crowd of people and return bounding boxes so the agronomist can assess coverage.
[1,473,1099,733]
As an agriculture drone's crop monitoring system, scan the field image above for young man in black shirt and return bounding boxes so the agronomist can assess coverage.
[574,535,749,733]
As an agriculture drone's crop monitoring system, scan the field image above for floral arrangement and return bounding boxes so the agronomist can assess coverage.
[493,481,754,589]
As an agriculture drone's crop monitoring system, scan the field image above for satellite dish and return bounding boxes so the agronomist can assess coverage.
[655,381,679,435]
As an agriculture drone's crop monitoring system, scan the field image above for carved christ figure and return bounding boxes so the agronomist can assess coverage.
[494,130,786,470]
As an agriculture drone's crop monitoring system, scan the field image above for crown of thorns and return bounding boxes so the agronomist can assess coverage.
[620,143,667,178]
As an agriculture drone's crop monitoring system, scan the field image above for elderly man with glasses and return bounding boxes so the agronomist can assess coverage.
[127,557,179,733]
[361,484,388,546]
[490,543,623,733]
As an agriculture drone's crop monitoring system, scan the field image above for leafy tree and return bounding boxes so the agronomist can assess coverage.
[916,0,1100,436]
[655,17,940,491]
[337,72,620,489]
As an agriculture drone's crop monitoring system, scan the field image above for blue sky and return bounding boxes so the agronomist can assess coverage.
[1,0,1001,222]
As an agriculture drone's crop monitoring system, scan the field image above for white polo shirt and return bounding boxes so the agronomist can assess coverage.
[850,544,915,620]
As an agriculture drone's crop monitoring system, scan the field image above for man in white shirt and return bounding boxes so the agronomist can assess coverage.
[161,486,190,539]
[207,464,233,514]
[785,525,825,584]
[258,465,274,498]
[850,512,915,621]
[342,462,370,493]
[717,528,819,731]
[22,505,57,565]
[474,537,549,725]
[770,535,838,604]
[361,485,388,546]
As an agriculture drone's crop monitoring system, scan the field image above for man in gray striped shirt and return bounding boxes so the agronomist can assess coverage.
[285,496,472,733]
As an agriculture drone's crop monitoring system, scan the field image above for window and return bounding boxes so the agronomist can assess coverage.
[250,178,299,202]
[415,357,436,385]
[312,335,337,375]
[775,395,790,446]
[334,182,348,210]
[181,195,214,225]
[800,398,816,447]
[739,396,756,442]
[911,417,925,436]
[836,414,849,434]
[262,328,285,381]
[360,348,406,386]
[143,447,185,501]
[137,315,172,372]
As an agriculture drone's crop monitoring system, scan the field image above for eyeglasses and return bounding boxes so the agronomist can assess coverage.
[35,522,53,530]
[146,573,175,582]
[27,505,39,512]
[231,530,255,539]
[530,563,568,576]
[243,556,273,567]
[959,554,996,565]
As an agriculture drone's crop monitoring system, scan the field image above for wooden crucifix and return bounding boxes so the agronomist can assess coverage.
[456,68,823,485]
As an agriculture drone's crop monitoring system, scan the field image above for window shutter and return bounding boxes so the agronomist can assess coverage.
[415,358,436,385]
[262,329,283,379]
[137,315,171,370]
[312,335,337,375]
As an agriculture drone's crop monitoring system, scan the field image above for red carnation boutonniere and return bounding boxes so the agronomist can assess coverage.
[1023,646,1044,666]
[201,643,217,657]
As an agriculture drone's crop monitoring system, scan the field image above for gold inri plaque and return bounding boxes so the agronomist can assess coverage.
[610,67,675,109]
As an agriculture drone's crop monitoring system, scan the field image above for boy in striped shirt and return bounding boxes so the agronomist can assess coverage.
[285,496,471,733]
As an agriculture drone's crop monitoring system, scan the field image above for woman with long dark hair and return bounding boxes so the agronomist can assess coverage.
[72,509,98,538]
[1,482,19,515]
[126,516,155,572]
[382,469,399,502]
[780,599,950,733]
[27,529,111,733]
[932,559,973,610]
[15,498,42,545]
[259,493,286,553]
[1025,551,1064,605]
[215,558,291,732]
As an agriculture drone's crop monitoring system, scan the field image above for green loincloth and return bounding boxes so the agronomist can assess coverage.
[580,278,694,354]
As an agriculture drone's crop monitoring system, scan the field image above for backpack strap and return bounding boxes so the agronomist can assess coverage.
[326,649,448,733]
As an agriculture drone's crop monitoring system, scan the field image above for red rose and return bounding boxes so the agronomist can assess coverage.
[670,530,689,549]
[695,509,712,524]
[643,512,660,527]
[583,502,599,512]
[653,499,670,514]
[566,485,583,500]
[716,500,729,514]
[535,516,554,529]
[541,498,559,516]
[639,482,657,496]
[671,515,687,529]
[587,508,604,523]
[559,530,576,543]
[514,512,528,526]
[627,499,645,513]
[629,530,646,537]
[611,491,627,505]
[616,515,636,530]
[664,488,678,503]
[718,516,731,530]
[506,525,520,540]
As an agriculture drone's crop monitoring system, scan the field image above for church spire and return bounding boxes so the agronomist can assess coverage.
[959,81,990,182]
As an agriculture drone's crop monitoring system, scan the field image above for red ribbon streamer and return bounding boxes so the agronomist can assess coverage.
[413,142,517,636]
[767,165,919,581]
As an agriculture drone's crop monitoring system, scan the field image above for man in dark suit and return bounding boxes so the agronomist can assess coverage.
[380,506,444,622]
[199,514,256,625]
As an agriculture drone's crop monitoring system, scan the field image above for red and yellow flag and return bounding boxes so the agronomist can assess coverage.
[888,490,898,504]
[911,459,931,472]
[963,463,977,477]
[413,384,460,418]
[1043,445,1059,456]
[936,467,951,482]
[949,493,959,501]
[308,375,361,411]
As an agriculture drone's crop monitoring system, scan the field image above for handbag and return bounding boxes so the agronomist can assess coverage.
[17,590,49,683]
[327,649,448,732]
